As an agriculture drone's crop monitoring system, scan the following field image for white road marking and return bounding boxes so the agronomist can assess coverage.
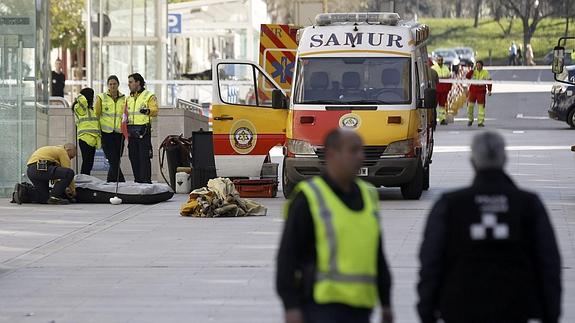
[516,113,549,120]
[453,117,496,121]
[512,130,525,134]
[434,146,571,153]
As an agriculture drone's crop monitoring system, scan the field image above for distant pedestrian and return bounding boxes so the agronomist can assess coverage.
[277,129,393,323]
[95,75,127,182]
[517,44,524,66]
[508,41,518,65]
[526,44,536,66]
[126,73,158,184]
[418,131,562,323]
[73,88,100,175]
[466,60,492,127]
[51,58,65,97]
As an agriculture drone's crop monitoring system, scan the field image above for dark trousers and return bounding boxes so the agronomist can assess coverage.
[303,303,371,323]
[78,139,96,175]
[101,132,125,182]
[128,132,152,183]
[26,164,74,203]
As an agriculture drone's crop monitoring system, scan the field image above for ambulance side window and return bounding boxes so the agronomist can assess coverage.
[417,47,429,95]
[415,64,421,99]
[217,63,279,108]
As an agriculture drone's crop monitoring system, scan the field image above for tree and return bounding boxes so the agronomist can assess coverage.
[473,0,482,27]
[499,0,563,50]
[50,0,85,50]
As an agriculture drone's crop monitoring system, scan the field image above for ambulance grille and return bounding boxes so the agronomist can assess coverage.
[315,146,387,167]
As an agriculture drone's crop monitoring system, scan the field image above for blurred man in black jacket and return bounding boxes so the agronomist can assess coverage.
[418,131,562,323]
[277,129,393,323]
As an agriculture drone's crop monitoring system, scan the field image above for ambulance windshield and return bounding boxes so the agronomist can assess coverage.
[294,57,411,105]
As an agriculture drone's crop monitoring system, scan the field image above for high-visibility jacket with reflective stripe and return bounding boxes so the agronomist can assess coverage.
[97,92,126,133]
[294,177,380,309]
[432,64,451,78]
[74,95,101,148]
[466,68,492,93]
[127,89,154,125]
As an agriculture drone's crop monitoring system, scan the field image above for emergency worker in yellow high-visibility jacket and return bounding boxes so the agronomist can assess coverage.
[95,75,127,182]
[126,73,158,184]
[277,129,394,323]
[73,87,100,175]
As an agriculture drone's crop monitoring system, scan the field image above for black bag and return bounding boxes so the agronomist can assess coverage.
[11,182,34,204]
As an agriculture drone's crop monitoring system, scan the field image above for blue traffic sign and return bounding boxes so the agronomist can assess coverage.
[168,13,182,34]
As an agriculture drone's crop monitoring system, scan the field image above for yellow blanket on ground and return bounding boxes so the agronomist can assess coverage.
[180,178,267,217]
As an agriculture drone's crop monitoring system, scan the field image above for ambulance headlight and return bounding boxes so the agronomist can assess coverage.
[382,139,415,157]
[287,139,316,156]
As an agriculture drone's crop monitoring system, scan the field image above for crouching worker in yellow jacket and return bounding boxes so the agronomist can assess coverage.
[12,144,77,205]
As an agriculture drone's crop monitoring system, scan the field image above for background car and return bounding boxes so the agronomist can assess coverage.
[544,50,574,65]
[453,47,476,65]
[548,65,575,128]
[431,48,461,72]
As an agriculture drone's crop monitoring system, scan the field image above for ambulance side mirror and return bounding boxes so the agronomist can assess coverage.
[423,88,437,109]
[552,46,565,75]
[272,89,287,109]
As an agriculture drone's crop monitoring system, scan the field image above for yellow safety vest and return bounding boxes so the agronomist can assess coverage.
[291,177,380,309]
[432,64,451,78]
[471,69,491,80]
[98,92,126,133]
[127,89,154,125]
[74,95,101,148]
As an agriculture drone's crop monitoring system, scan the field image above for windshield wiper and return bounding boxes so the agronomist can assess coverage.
[341,100,396,105]
[301,100,344,104]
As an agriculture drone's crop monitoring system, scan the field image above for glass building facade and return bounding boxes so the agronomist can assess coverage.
[0,0,50,196]
[87,0,167,101]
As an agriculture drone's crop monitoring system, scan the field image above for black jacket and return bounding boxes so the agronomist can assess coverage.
[276,175,392,311]
[418,170,562,323]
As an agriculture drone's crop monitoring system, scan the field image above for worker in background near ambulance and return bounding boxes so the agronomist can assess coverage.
[431,56,452,125]
[418,131,562,323]
[277,129,393,323]
[95,75,126,183]
[126,73,158,184]
[73,87,100,175]
[428,58,439,130]
[12,143,77,205]
[466,60,492,127]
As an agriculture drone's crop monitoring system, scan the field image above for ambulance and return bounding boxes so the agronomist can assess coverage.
[211,13,437,199]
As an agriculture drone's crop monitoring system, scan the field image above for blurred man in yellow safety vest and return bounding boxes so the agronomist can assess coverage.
[277,129,393,323]
[466,60,492,127]
[95,75,127,183]
[73,87,100,175]
[126,73,158,183]
[431,56,452,125]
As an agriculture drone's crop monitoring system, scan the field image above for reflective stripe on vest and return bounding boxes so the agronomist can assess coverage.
[298,177,380,309]
[98,92,126,133]
[127,90,153,125]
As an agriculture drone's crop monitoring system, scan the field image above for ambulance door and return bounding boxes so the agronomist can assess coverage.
[212,60,289,178]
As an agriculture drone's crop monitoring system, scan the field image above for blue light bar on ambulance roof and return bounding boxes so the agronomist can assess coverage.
[315,12,400,26]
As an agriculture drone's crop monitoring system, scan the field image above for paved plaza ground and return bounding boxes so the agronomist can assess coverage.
[0,92,574,322]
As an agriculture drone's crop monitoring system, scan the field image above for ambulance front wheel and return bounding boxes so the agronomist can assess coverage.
[401,162,424,200]
[282,159,295,199]
[423,164,430,191]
